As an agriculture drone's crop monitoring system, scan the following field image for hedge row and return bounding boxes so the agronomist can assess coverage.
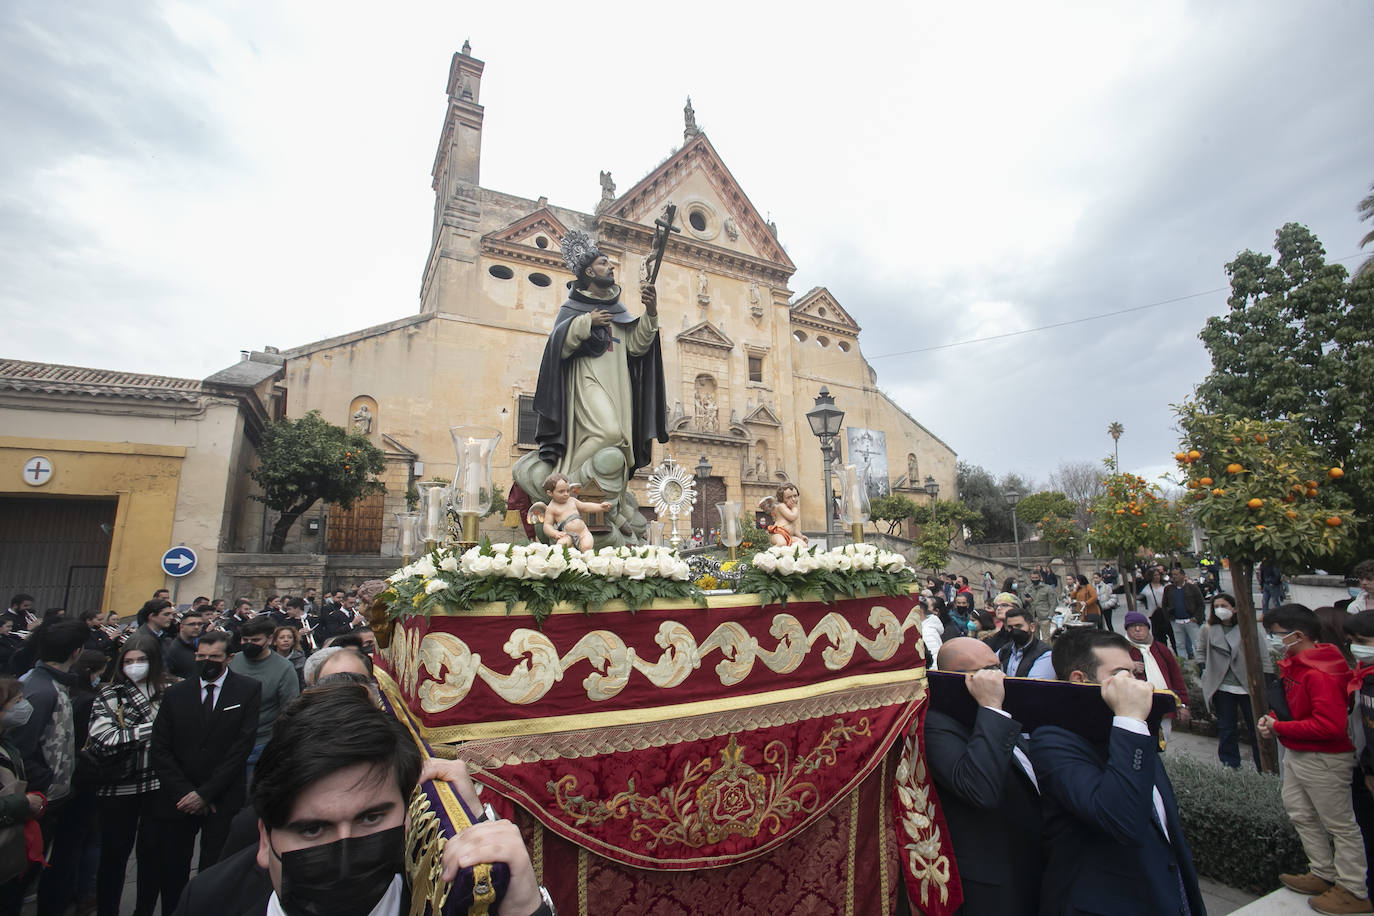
[1164,754,1306,894]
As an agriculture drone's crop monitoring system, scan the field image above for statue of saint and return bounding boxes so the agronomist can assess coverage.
[351,404,372,435]
[512,230,668,545]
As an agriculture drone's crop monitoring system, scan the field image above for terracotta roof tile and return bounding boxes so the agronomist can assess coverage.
[0,359,203,403]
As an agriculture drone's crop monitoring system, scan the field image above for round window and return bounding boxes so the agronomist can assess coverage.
[689,210,708,232]
[528,273,552,287]
[535,236,549,249]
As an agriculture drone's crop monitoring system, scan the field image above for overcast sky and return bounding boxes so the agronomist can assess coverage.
[3,1,1371,489]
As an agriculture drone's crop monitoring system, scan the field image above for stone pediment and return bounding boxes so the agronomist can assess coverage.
[484,208,570,250]
[676,321,734,351]
[607,134,794,270]
[743,404,782,427]
[790,287,861,335]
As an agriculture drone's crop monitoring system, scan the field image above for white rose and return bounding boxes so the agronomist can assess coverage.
[568,557,589,575]
[599,546,618,557]
[753,552,778,573]
[491,542,511,555]
[885,556,907,573]
[835,554,853,572]
[776,555,796,576]
[525,555,548,578]
[413,556,438,579]
[439,554,459,572]
[469,556,494,576]
[608,557,625,577]
[673,562,691,581]
[616,546,631,558]
[424,579,447,595]
[587,555,611,576]
[657,553,678,578]
[623,557,647,580]
[509,544,529,559]
[794,556,813,574]
[857,554,876,571]
[508,555,528,578]
[545,553,568,576]
[489,555,510,575]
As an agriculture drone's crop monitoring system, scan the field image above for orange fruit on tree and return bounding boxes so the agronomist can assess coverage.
[1212,488,1226,496]
[1226,463,1243,474]
[1233,436,1243,443]
[1200,477,1213,486]
[1187,450,1202,461]
[1327,516,1342,527]
[1256,524,1266,530]
[1174,452,1187,463]
[1247,498,1263,509]
[1330,467,1345,479]
[1286,510,1298,519]
[1283,494,1296,503]
[1116,508,1125,515]
[1254,433,1267,443]
[1307,488,1319,499]
[1306,480,1319,489]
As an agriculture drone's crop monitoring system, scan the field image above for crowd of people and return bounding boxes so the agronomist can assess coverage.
[918,557,1374,915]
[0,586,558,916]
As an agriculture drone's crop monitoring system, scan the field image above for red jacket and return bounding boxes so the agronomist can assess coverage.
[1272,644,1355,753]
[1129,641,1188,716]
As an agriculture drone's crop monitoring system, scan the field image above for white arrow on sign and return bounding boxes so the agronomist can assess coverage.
[168,554,193,569]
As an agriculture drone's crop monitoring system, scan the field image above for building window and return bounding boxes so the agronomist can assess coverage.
[748,354,763,383]
[488,264,514,280]
[528,272,552,287]
[516,395,538,445]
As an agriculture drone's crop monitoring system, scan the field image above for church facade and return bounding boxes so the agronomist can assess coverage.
[282,44,955,551]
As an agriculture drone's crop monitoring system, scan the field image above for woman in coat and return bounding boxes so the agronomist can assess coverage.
[1071,574,1102,628]
[1199,593,1272,771]
[87,636,172,916]
[0,676,46,916]
[272,625,307,690]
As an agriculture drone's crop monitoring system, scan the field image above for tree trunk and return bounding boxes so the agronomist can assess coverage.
[267,500,314,553]
[1120,553,1137,612]
[1231,557,1279,774]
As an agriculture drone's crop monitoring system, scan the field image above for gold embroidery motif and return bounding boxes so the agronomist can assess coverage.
[878,753,891,914]
[548,718,872,850]
[895,731,951,908]
[846,787,859,915]
[401,605,921,714]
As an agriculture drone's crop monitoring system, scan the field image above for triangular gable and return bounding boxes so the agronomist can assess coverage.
[677,321,734,351]
[484,208,570,249]
[743,404,782,427]
[608,133,794,270]
[789,287,861,334]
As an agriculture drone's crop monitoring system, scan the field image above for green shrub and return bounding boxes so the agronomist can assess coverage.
[1164,754,1306,894]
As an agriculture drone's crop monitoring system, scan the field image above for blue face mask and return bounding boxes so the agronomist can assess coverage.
[1350,586,1364,598]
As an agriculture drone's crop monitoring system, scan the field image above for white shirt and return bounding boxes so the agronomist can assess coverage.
[985,706,1040,793]
[267,874,402,916]
[200,668,228,708]
[1113,716,1169,841]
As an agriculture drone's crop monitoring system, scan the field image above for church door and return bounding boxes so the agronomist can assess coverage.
[325,492,384,555]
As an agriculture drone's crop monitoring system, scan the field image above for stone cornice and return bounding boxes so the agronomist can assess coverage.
[597,216,794,288]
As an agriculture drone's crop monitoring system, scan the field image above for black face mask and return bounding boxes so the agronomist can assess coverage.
[272,825,404,916]
[198,659,224,682]
[242,643,266,659]
[1009,628,1033,648]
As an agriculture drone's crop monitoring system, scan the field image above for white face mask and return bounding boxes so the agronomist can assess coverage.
[123,661,150,683]
[1352,644,1374,662]
[1214,607,1234,622]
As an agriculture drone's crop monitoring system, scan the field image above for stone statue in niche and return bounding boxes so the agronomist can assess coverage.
[352,404,373,435]
[724,217,739,241]
[696,269,710,305]
[693,390,718,430]
[749,281,760,304]
[908,454,919,487]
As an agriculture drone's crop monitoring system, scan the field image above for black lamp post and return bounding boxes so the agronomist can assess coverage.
[1002,489,1023,575]
[806,386,845,544]
[694,455,712,539]
[923,475,940,501]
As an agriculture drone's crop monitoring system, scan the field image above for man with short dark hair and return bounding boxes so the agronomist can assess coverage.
[998,605,1054,679]
[152,589,171,602]
[926,638,1041,914]
[318,594,358,643]
[229,616,300,777]
[1029,628,1204,915]
[4,593,35,631]
[1261,605,1371,913]
[175,687,552,915]
[1162,568,1205,661]
[166,609,203,680]
[221,598,255,652]
[136,598,177,667]
[149,630,262,910]
[1021,569,1056,633]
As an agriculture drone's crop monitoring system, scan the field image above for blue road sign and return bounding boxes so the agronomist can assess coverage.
[161,546,198,578]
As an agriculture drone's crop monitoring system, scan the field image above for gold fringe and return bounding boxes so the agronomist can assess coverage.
[846,787,860,915]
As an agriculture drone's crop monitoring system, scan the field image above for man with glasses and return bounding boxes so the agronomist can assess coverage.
[1260,605,1372,913]
[166,609,204,680]
[924,638,1042,914]
[998,602,1055,679]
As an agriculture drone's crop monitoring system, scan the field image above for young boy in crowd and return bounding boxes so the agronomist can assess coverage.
[1261,604,1371,914]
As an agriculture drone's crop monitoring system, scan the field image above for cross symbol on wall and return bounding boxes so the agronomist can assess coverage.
[23,457,52,485]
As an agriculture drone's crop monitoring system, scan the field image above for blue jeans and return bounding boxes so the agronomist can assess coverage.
[1214,690,1260,771]
[246,741,266,784]
[1263,585,1285,612]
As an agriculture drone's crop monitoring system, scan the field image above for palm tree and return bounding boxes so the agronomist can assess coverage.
[1107,421,1123,469]
[1359,182,1374,277]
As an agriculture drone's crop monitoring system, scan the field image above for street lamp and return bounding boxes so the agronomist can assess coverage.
[694,455,712,539]
[923,475,940,501]
[1002,489,1023,575]
[806,386,845,545]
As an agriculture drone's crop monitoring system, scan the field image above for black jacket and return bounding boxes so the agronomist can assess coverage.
[173,845,274,916]
[150,670,261,817]
[925,708,1042,915]
[165,637,198,681]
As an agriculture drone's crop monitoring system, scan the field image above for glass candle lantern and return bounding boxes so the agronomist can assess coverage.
[449,425,501,543]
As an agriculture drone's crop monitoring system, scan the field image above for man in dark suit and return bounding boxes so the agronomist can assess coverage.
[149,629,261,914]
[175,686,552,916]
[1030,628,1205,916]
[926,638,1042,915]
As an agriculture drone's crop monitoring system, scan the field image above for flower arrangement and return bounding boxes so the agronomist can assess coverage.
[381,540,700,625]
[379,540,917,625]
[737,543,916,607]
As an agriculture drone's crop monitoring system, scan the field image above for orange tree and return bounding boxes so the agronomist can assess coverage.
[1174,402,1360,771]
[1086,465,1190,609]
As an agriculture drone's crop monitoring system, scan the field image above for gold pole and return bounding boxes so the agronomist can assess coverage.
[458,513,480,546]
[851,523,864,544]
[729,545,738,563]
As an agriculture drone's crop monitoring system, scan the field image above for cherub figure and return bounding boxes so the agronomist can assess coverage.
[533,472,610,551]
[767,484,809,547]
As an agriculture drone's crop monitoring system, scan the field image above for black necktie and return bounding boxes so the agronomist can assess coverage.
[203,683,216,721]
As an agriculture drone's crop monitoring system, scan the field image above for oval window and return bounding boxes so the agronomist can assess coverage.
[535,236,549,249]
[837,340,851,352]
[528,273,552,288]
[488,264,514,280]
[689,210,708,232]
[793,330,808,343]
[817,335,830,348]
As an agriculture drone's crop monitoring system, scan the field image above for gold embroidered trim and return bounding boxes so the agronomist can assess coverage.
[548,718,871,851]
[846,786,859,916]
[878,753,891,915]
[895,730,951,909]
[532,821,544,884]
[407,666,923,743]
[388,604,923,715]
[577,846,588,916]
